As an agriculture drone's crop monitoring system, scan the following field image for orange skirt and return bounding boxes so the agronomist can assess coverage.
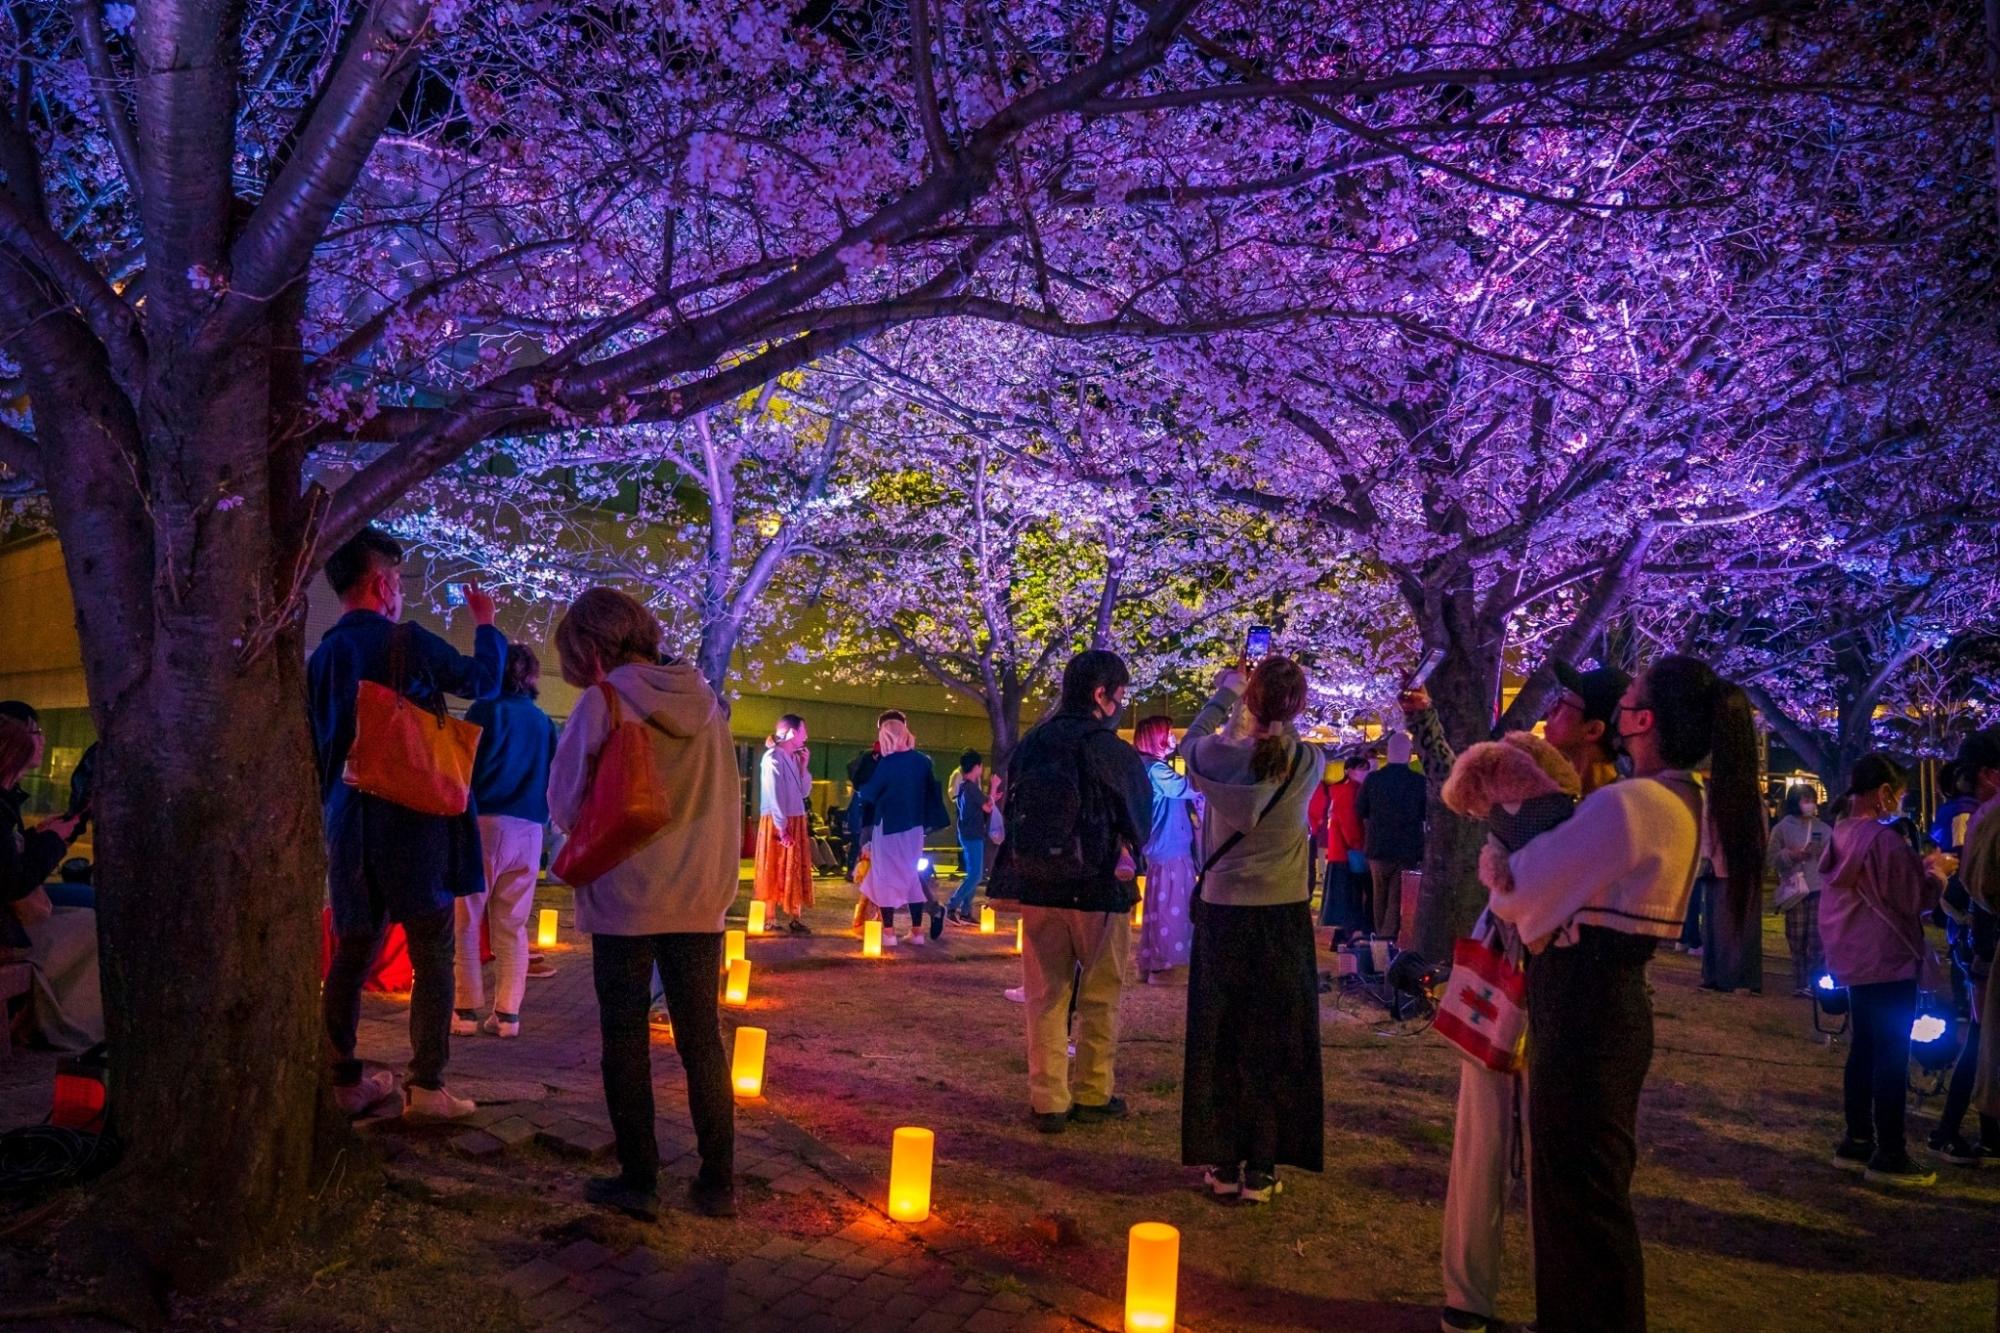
[753,814,815,916]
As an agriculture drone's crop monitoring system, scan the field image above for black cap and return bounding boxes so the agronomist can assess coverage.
[1551,661,1632,729]
[1956,725,2000,776]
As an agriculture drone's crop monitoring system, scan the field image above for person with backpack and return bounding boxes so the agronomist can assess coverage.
[547,588,741,1221]
[1178,657,1327,1204]
[1357,729,1426,942]
[988,650,1153,1134]
[1480,655,1765,1333]
[309,527,504,1121]
[1818,753,1946,1187]
[452,644,557,1040]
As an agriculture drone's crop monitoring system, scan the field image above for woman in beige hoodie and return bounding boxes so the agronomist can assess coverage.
[548,589,741,1222]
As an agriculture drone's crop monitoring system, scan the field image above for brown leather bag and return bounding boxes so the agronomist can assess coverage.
[341,625,482,817]
[551,683,673,885]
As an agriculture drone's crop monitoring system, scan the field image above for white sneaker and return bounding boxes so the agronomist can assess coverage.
[883,930,900,948]
[403,1084,477,1121]
[450,1013,479,1036]
[905,931,926,947]
[1004,986,1026,1004]
[334,1068,395,1118]
[480,1013,520,1038]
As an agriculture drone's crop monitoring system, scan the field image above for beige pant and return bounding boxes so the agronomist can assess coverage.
[1441,1059,1531,1319]
[454,814,543,1018]
[1020,905,1130,1114]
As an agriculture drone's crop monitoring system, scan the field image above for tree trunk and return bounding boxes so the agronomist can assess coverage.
[985,679,1024,774]
[48,353,357,1289]
[1412,636,1499,958]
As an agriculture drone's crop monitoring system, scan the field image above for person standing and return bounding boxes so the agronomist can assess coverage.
[1309,756,1367,942]
[1133,716,1200,984]
[1767,785,1831,998]
[0,714,99,1051]
[946,751,991,924]
[548,588,739,1220]
[1412,659,1628,1333]
[453,645,557,1039]
[1481,655,1765,1333]
[989,650,1153,1133]
[755,714,815,935]
[1819,754,1945,1187]
[1357,730,1426,943]
[853,716,950,945]
[1947,731,2000,1161]
[309,528,503,1121]
[1179,659,1326,1203]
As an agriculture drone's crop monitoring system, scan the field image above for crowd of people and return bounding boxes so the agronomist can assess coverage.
[6,522,1996,1333]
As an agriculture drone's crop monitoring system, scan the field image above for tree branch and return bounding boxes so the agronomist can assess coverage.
[69,0,146,215]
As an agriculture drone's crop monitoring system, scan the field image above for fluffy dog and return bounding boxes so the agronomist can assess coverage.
[1440,731,1580,851]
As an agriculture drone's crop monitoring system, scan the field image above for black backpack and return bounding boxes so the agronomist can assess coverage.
[1004,723,1115,888]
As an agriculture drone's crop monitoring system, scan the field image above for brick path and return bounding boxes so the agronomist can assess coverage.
[347,881,1125,1332]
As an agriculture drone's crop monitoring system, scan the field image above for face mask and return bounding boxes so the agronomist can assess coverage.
[1800,803,1817,819]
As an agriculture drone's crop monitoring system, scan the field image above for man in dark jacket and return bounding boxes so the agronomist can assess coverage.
[308,527,504,1120]
[1356,729,1426,942]
[989,651,1153,1133]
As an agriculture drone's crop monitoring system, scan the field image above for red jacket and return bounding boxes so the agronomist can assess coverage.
[1309,778,1364,860]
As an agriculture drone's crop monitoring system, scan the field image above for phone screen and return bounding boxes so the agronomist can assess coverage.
[443,583,466,608]
[1245,625,1273,660]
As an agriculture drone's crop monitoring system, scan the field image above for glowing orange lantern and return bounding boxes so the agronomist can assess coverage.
[1124,1222,1180,1333]
[536,908,559,948]
[979,906,996,934]
[1014,919,1023,954]
[1131,898,1145,929]
[732,1026,767,1097]
[747,900,768,935]
[725,929,747,968]
[863,920,883,957]
[887,1126,935,1222]
[725,958,751,1006]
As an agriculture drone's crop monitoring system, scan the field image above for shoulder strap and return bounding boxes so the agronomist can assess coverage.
[1196,742,1309,883]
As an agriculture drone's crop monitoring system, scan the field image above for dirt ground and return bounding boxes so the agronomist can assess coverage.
[750,885,2000,1333]
[3,876,1996,1332]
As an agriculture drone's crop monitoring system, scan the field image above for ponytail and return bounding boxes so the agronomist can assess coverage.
[1243,656,1309,782]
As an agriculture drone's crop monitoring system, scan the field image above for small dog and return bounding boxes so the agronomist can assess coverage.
[1440,731,1580,851]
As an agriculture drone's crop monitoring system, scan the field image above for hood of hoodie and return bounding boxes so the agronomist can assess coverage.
[1187,724,1303,829]
[606,660,721,737]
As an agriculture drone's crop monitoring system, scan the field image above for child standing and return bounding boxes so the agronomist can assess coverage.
[1819,754,1945,1187]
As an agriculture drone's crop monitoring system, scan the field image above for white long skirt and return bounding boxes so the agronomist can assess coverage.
[860,826,930,908]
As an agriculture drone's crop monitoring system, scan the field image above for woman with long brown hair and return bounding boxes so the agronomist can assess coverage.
[1482,654,1766,1333]
[1177,657,1328,1204]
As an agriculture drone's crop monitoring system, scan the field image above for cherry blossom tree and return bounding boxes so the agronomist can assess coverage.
[0,0,1972,1284]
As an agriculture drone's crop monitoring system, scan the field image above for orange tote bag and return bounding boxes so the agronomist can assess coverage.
[551,683,672,885]
[342,626,482,816]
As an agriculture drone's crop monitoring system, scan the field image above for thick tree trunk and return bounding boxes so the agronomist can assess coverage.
[1413,638,1498,958]
[48,352,356,1289]
[985,682,1023,774]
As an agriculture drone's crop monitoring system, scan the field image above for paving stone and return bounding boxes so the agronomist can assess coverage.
[449,1129,506,1159]
[804,1272,859,1302]
[739,1269,802,1307]
[984,1291,1035,1314]
[962,1312,1020,1333]
[499,1256,569,1301]
[523,1282,594,1323]
[539,1119,619,1158]
[553,1237,615,1273]
[487,1113,540,1147]
[567,1263,635,1298]
[613,1246,672,1277]
[804,1236,860,1262]
[774,1255,833,1285]
[767,1291,828,1322]
[908,1312,965,1333]
[751,1236,806,1262]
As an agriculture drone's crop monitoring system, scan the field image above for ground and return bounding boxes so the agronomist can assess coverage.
[1,873,1996,1332]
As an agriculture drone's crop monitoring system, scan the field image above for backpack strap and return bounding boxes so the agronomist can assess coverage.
[1195,741,1309,894]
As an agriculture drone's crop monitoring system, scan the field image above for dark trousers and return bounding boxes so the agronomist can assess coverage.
[1678,876,1706,950]
[592,932,734,1190]
[1845,979,1917,1152]
[325,907,454,1090]
[1526,928,1657,1333]
[881,903,927,928]
[1938,1016,2000,1146]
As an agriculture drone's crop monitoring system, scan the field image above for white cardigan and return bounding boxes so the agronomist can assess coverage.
[1490,772,1702,946]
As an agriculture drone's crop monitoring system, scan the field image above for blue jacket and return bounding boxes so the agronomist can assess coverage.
[467,691,556,823]
[855,751,950,839]
[307,610,505,930]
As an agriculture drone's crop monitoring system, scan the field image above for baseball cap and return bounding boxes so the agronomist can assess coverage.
[1551,661,1632,729]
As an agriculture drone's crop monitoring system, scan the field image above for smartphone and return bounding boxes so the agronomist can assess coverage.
[443,582,467,608]
[1244,624,1273,661]
[1406,647,1447,689]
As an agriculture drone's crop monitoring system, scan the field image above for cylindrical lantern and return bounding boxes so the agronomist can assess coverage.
[1124,1222,1180,1333]
[536,908,559,948]
[863,920,883,957]
[1132,898,1144,929]
[725,958,751,1006]
[725,929,747,968]
[748,900,768,935]
[732,1026,767,1097]
[887,1126,935,1223]
[979,906,996,934]
[1014,919,1024,955]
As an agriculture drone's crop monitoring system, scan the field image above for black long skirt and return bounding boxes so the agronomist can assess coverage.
[1180,897,1325,1172]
